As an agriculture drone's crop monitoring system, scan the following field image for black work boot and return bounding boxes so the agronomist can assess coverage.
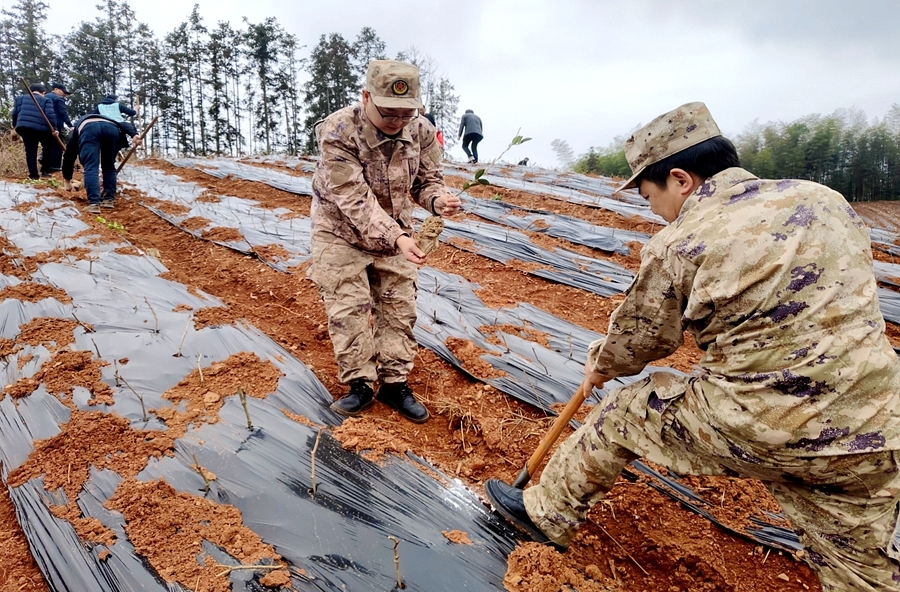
[377,381,429,423]
[484,479,568,551]
[330,379,374,416]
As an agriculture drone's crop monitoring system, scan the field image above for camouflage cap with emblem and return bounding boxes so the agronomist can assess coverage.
[616,101,722,192]
[366,60,425,110]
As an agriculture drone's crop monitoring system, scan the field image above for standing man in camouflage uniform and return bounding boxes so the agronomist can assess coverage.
[485,102,900,591]
[309,60,461,423]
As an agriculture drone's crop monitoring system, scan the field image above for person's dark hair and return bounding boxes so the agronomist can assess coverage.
[29,83,45,93]
[423,112,436,126]
[636,136,741,189]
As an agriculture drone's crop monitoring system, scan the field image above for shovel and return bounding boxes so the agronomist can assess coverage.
[511,384,587,488]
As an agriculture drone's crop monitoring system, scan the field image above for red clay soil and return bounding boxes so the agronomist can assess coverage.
[106,478,289,592]
[854,201,900,233]
[445,175,665,236]
[11,165,895,592]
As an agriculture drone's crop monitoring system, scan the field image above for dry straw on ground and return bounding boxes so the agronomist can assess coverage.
[1,132,29,178]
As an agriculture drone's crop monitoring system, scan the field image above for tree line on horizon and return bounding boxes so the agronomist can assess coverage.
[562,105,900,202]
[0,0,461,156]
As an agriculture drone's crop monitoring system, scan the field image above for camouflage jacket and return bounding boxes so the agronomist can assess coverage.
[589,167,900,457]
[311,102,446,255]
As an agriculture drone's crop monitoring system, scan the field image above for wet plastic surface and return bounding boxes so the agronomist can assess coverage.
[0,180,519,591]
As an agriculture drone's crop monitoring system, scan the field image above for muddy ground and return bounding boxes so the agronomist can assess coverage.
[6,159,896,592]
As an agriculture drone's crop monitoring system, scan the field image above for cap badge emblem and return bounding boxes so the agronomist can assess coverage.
[392,80,409,96]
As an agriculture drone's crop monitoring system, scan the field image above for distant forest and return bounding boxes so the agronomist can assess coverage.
[573,106,900,202]
[0,0,461,155]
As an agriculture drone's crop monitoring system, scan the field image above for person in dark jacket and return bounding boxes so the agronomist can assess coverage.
[11,83,59,179]
[43,83,74,172]
[92,94,136,122]
[63,113,140,214]
[458,109,483,164]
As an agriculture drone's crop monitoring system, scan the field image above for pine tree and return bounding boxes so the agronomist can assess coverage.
[0,17,19,106]
[187,5,208,154]
[208,21,240,155]
[352,26,386,90]
[302,33,357,153]
[64,21,112,114]
[1,0,53,88]
[551,139,576,170]
[244,17,290,154]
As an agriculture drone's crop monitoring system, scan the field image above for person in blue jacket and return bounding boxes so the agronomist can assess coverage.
[11,83,59,179]
[62,113,140,214]
[42,83,74,172]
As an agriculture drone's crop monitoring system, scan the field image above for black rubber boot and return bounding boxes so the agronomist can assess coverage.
[330,379,374,416]
[377,381,429,423]
[484,479,568,551]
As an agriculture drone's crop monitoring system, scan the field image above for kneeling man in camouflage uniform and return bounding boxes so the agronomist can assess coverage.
[486,102,900,591]
[308,60,460,423]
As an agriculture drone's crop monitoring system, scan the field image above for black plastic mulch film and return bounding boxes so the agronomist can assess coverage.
[0,181,519,592]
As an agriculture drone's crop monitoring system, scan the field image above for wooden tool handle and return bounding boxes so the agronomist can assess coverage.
[513,383,587,488]
[19,78,66,150]
[117,115,159,173]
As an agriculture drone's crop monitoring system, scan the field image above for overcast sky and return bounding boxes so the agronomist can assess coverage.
[32,0,900,167]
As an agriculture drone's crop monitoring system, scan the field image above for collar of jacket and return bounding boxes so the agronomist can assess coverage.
[678,167,759,218]
[358,105,414,149]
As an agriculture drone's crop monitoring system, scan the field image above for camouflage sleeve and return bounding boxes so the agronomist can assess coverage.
[317,128,406,249]
[588,240,686,377]
[411,126,447,214]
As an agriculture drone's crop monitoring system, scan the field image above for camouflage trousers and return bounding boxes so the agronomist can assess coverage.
[307,240,418,386]
[523,372,900,591]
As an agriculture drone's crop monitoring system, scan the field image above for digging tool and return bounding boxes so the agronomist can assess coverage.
[116,115,158,173]
[19,77,67,150]
[511,383,587,488]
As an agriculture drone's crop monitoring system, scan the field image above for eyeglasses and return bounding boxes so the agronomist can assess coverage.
[372,103,418,124]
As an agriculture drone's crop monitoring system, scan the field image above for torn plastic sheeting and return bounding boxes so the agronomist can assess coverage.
[1,193,517,590]
[443,167,665,224]
[413,208,635,298]
[875,261,900,288]
[0,182,105,259]
[461,194,650,255]
[243,154,317,174]
[415,266,680,414]
[451,162,649,207]
[169,157,314,196]
[121,166,312,271]
[135,397,518,591]
[414,267,803,553]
